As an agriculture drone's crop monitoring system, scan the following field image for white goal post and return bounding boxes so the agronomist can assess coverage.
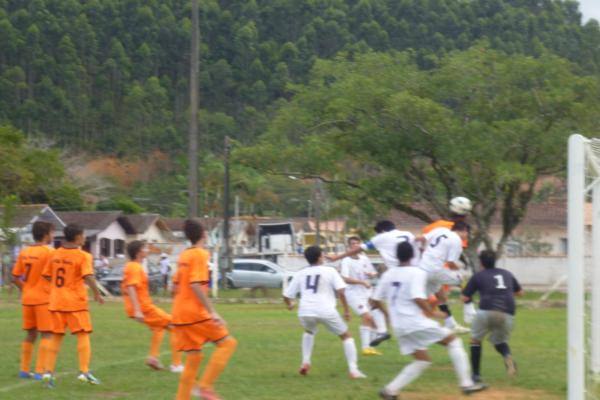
[568,134,600,400]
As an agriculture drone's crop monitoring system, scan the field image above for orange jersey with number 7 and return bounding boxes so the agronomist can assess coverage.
[12,245,54,306]
[42,247,94,312]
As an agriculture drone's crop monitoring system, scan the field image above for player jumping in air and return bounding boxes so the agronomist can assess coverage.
[173,219,237,400]
[328,220,420,346]
[41,223,105,387]
[340,236,388,356]
[121,240,183,372]
[284,245,367,379]
[11,221,55,380]
[462,250,523,383]
[372,242,488,399]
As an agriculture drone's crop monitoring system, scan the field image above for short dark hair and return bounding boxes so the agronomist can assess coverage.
[32,221,54,242]
[397,241,414,263]
[127,240,145,261]
[374,220,395,233]
[479,250,496,269]
[304,245,322,265]
[347,236,361,244]
[63,223,84,242]
[451,221,470,232]
[184,219,204,244]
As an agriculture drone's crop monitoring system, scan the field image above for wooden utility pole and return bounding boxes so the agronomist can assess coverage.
[188,0,200,217]
[221,136,232,289]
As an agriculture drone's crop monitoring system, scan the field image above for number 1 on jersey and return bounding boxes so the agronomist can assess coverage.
[305,275,321,293]
[494,274,507,289]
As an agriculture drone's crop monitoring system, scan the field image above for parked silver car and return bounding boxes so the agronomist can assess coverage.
[225,259,286,288]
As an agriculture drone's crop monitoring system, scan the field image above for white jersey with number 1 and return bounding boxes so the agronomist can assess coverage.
[361,229,418,268]
[284,265,347,317]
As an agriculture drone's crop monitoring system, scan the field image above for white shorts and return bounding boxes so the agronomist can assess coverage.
[425,268,462,296]
[396,326,452,355]
[299,314,348,336]
[347,294,371,316]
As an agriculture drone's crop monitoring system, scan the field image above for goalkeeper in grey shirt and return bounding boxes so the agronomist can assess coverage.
[461,250,523,383]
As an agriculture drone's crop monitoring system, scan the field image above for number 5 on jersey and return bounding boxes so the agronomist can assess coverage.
[306,275,320,293]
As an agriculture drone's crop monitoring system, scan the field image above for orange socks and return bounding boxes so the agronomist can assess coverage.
[34,336,51,374]
[199,337,238,390]
[45,334,64,374]
[20,342,33,373]
[176,352,203,400]
[149,329,165,359]
[170,331,182,366]
[76,333,91,373]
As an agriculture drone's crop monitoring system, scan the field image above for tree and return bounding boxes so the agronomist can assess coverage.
[236,46,600,261]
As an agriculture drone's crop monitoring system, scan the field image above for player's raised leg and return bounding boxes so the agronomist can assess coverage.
[197,335,238,399]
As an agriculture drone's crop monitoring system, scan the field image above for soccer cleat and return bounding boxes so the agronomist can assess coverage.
[170,364,184,373]
[192,388,222,400]
[452,324,471,335]
[379,389,398,399]
[504,355,518,376]
[350,370,368,379]
[145,356,165,370]
[32,373,43,381]
[362,347,383,356]
[18,371,33,379]
[472,374,482,383]
[299,363,311,376]
[42,373,55,388]
[77,372,101,385]
[370,333,391,347]
[462,382,488,395]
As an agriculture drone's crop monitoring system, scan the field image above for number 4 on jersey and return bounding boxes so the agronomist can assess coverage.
[305,275,320,293]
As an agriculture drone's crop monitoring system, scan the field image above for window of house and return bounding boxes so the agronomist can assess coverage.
[100,238,111,257]
[560,238,568,255]
[114,239,125,256]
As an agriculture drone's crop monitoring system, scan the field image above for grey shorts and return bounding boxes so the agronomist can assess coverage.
[471,310,513,345]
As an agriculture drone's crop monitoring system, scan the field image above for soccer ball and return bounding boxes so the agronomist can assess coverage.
[449,196,472,215]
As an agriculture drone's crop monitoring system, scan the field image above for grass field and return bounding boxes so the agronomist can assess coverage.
[0,290,567,400]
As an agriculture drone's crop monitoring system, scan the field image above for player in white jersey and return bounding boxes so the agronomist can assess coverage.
[340,236,388,356]
[372,242,488,399]
[328,220,419,346]
[418,221,470,332]
[283,246,366,379]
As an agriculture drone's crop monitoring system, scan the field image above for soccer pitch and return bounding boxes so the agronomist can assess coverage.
[0,293,565,399]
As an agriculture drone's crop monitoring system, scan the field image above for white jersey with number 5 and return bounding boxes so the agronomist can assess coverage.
[361,229,417,268]
[284,265,347,317]
[419,227,463,272]
[372,266,438,335]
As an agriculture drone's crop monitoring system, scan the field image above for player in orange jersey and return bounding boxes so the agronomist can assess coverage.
[421,197,472,334]
[41,223,104,387]
[122,240,183,372]
[11,221,55,380]
[173,220,237,400]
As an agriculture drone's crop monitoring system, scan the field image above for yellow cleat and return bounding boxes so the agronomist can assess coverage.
[362,347,383,356]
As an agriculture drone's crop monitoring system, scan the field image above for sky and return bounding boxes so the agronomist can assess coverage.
[579,0,600,23]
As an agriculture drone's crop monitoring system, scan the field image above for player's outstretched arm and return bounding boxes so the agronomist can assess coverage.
[190,282,224,325]
[84,275,105,304]
[326,247,362,262]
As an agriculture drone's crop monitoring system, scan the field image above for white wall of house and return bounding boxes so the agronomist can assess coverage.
[95,221,128,259]
[129,223,170,244]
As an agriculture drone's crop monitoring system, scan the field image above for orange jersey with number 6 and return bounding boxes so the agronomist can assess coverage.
[172,247,211,325]
[12,245,54,306]
[43,247,94,312]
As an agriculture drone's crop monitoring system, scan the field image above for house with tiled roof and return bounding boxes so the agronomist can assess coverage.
[56,211,128,259]
[0,204,65,245]
[119,213,172,244]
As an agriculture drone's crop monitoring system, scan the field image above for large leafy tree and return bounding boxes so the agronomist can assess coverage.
[236,46,600,258]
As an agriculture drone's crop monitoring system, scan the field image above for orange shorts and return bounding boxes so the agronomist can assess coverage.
[51,311,92,334]
[142,306,171,330]
[174,319,229,352]
[22,304,53,332]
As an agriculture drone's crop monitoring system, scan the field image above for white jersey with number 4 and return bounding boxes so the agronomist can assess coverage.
[371,265,438,335]
[284,265,347,317]
[340,254,376,298]
[361,229,417,268]
[419,227,463,272]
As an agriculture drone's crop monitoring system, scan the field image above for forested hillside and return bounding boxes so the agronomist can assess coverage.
[1,0,599,156]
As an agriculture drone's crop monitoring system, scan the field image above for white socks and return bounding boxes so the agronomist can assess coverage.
[343,338,359,372]
[445,315,458,329]
[371,309,387,334]
[302,333,314,365]
[447,337,473,387]
[359,326,372,350]
[385,360,431,394]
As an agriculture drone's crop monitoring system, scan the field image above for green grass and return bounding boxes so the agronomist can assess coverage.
[0,290,567,399]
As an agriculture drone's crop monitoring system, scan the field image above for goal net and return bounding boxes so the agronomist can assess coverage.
[568,134,600,400]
